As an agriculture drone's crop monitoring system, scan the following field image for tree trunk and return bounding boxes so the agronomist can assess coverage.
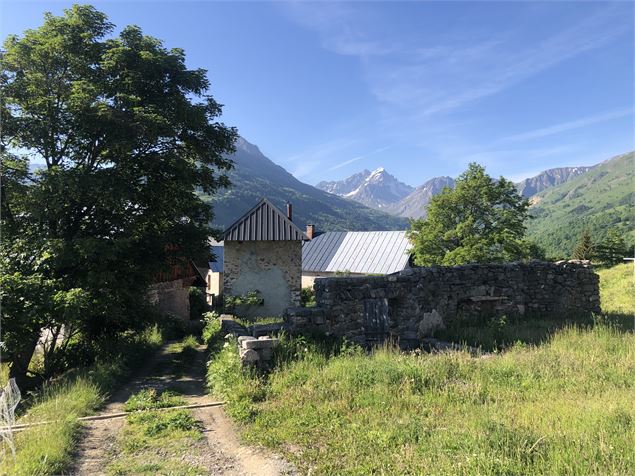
[8,334,39,391]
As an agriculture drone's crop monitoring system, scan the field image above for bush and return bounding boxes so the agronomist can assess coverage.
[202,311,222,345]
[155,313,187,340]
[188,286,208,320]
[301,287,316,307]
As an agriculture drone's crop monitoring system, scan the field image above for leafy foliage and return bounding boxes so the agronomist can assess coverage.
[301,287,316,307]
[188,287,208,320]
[223,290,264,316]
[408,163,540,265]
[0,5,236,384]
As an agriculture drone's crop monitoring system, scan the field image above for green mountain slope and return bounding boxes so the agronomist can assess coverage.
[203,138,408,232]
[526,151,634,258]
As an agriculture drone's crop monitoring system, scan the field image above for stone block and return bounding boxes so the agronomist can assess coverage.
[239,348,259,364]
[243,337,279,349]
[238,336,257,346]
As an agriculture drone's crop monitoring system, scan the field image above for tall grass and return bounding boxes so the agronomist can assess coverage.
[206,263,635,475]
[0,326,164,475]
[598,263,634,315]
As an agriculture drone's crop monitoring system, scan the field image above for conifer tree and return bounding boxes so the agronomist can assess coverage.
[571,230,595,261]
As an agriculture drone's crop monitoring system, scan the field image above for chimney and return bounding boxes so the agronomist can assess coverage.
[286,202,293,221]
[306,224,315,240]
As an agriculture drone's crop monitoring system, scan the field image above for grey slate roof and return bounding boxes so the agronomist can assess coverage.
[223,198,308,241]
[302,231,412,274]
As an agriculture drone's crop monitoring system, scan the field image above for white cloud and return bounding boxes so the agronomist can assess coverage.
[496,107,634,143]
[283,3,630,116]
[327,145,391,171]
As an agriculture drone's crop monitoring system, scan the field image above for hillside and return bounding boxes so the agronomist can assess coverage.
[203,138,408,232]
[526,151,634,258]
[316,168,413,209]
[516,166,595,197]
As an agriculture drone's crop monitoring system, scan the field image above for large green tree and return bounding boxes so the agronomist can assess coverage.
[594,228,627,265]
[0,5,236,386]
[408,163,539,266]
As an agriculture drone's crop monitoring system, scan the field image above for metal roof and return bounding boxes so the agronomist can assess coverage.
[302,231,412,274]
[223,198,308,241]
[209,245,224,273]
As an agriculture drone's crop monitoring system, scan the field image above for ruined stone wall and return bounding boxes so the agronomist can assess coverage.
[285,261,600,345]
[147,278,191,320]
[224,240,302,317]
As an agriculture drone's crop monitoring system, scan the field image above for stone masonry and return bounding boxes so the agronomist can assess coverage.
[284,261,600,346]
[223,240,302,318]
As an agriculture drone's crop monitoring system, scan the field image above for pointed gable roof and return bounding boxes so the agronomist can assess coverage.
[223,198,308,241]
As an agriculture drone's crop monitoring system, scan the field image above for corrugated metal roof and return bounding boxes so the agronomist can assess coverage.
[223,198,308,241]
[209,245,224,273]
[302,231,412,274]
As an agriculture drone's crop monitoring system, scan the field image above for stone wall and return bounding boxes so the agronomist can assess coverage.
[285,261,600,345]
[223,240,302,317]
[147,278,191,320]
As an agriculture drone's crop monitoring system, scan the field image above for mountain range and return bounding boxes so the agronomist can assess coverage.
[202,138,408,232]
[318,165,603,218]
[316,168,413,210]
[204,137,632,258]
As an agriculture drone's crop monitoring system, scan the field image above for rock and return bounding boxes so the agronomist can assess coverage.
[259,347,274,360]
[238,336,256,346]
[417,309,444,338]
[239,348,259,364]
[243,337,278,349]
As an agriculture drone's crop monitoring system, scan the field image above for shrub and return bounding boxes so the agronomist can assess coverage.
[301,287,316,307]
[202,311,222,345]
[188,286,208,320]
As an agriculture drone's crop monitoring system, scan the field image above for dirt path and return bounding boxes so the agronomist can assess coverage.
[70,341,293,475]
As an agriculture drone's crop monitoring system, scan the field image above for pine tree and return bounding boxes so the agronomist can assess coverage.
[571,230,595,261]
[595,228,628,265]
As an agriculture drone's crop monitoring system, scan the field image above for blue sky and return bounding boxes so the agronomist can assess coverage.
[2,1,633,186]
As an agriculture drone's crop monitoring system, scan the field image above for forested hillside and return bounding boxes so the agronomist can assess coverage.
[526,152,634,258]
[203,138,408,232]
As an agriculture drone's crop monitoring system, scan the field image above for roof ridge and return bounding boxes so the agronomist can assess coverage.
[223,197,308,241]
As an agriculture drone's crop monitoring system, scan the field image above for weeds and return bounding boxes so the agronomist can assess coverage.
[205,263,635,475]
[0,325,164,476]
[123,388,185,412]
[106,390,204,475]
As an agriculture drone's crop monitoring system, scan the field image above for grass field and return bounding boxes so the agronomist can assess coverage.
[597,262,634,315]
[0,326,164,476]
[206,263,635,475]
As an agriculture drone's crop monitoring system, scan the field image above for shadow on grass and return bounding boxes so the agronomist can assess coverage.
[436,312,634,352]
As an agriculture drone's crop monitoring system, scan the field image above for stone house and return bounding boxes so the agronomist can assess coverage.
[221,198,307,317]
[301,230,412,288]
[148,258,206,320]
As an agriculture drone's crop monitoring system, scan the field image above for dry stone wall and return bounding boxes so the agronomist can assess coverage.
[284,261,600,346]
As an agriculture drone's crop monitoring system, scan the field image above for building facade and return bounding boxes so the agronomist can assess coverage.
[221,198,307,317]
